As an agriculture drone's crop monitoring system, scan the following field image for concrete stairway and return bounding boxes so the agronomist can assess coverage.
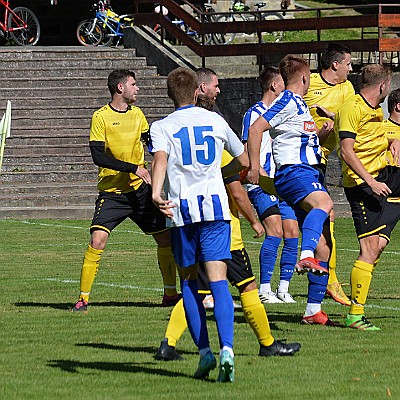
[0,46,174,219]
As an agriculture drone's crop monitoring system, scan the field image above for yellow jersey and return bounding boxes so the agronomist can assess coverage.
[383,118,400,166]
[304,73,355,164]
[335,94,388,187]
[90,104,149,193]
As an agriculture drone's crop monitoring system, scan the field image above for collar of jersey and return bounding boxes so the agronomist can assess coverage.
[108,103,132,113]
[176,104,195,111]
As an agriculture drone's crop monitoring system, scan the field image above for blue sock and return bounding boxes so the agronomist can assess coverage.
[280,237,298,281]
[182,279,209,350]
[209,280,234,349]
[307,261,329,303]
[259,236,281,284]
[301,209,328,254]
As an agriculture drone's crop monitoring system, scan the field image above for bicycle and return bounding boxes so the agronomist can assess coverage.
[0,0,40,45]
[76,0,134,47]
[216,0,284,45]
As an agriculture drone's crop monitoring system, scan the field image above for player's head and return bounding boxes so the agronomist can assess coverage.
[387,88,400,116]
[107,70,138,103]
[361,64,392,102]
[195,67,220,105]
[167,67,198,108]
[279,55,310,94]
[320,43,352,81]
[259,66,284,95]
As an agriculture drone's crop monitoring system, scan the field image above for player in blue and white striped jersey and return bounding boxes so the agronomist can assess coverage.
[247,55,338,326]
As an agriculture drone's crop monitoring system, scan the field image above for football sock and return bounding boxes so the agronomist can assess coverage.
[279,237,297,282]
[328,221,338,285]
[209,280,234,349]
[164,298,187,347]
[307,261,329,304]
[300,208,328,256]
[182,279,209,350]
[350,260,374,315]
[259,236,281,285]
[240,289,275,347]
[79,245,103,302]
[157,246,178,297]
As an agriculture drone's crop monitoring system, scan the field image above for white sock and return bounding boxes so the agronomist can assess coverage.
[304,303,321,316]
[259,283,271,294]
[300,250,314,260]
[278,280,289,293]
[221,346,234,358]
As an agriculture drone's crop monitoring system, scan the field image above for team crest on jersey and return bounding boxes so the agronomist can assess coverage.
[113,122,120,126]
[303,121,316,132]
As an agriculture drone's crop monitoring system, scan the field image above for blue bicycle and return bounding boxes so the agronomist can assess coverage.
[76,0,134,46]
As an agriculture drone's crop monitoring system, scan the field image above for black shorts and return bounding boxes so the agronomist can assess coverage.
[344,166,400,240]
[197,248,255,294]
[90,183,167,235]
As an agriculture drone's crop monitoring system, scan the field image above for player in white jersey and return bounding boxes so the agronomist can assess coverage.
[150,67,248,382]
[247,55,338,326]
[241,67,299,304]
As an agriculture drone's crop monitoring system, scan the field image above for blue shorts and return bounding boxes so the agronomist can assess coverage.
[274,164,327,207]
[279,199,297,221]
[247,186,280,220]
[170,221,232,268]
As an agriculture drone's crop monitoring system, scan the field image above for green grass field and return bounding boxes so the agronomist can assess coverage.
[1,218,399,400]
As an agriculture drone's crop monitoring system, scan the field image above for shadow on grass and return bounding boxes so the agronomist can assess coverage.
[15,301,160,310]
[76,342,197,357]
[47,359,190,378]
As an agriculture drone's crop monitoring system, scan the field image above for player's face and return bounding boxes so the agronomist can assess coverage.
[336,53,352,82]
[121,76,139,104]
[203,75,220,104]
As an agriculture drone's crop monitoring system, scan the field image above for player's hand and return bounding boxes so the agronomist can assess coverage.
[369,179,391,197]
[134,166,151,185]
[252,221,265,238]
[247,168,260,185]
[389,139,400,166]
[152,197,176,218]
[310,104,335,120]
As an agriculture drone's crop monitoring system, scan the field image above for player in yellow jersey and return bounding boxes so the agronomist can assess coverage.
[72,70,178,312]
[335,65,400,330]
[384,88,400,162]
[303,43,354,306]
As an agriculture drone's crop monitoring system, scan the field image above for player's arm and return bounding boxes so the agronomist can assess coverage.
[89,141,151,184]
[225,179,264,238]
[388,138,400,166]
[151,151,175,218]
[317,119,334,146]
[247,116,271,185]
[221,151,249,178]
[310,104,335,120]
[340,135,391,196]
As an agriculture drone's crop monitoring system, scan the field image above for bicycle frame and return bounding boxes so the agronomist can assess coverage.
[0,0,28,33]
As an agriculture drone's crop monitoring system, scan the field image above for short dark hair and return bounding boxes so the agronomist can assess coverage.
[107,70,136,96]
[167,67,198,107]
[320,43,352,70]
[361,64,392,88]
[195,67,217,86]
[279,55,309,86]
[259,66,280,93]
[387,88,400,115]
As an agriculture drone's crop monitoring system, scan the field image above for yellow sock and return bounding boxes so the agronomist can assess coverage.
[240,289,274,347]
[350,260,374,315]
[79,245,103,302]
[158,246,178,297]
[328,221,338,285]
[165,298,188,347]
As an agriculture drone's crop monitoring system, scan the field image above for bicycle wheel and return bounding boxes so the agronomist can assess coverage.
[76,19,104,46]
[100,25,115,46]
[8,7,40,46]
[260,12,284,42]
[214,15,236,45]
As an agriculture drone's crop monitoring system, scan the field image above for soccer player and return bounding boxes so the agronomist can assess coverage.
[384,88,400,153]
[303,43,354,306]
[150,67,249,382]
[242,66,299,304]
[71,69,178,313]
[247,55,338,326]
[335,66,400,330]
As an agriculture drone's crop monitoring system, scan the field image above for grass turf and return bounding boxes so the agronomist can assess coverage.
[0,218,399,399]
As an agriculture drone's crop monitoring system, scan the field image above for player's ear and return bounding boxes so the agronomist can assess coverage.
[116,83,123,94]
[332,60,339,71]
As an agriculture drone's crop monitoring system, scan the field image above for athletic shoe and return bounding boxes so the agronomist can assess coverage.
[193,351,217,380]
[295,257,329,275]
[276,291,296,303]
[345,314,381,331]
[326,281,351,306]
[301,310,338,326]
[155,338,184,361]
[259,291,284,304]
[162,293,181,307]
[203,295,214,309]
[71,299,88,313]
[259,339,301,357]
[217,350,234,383]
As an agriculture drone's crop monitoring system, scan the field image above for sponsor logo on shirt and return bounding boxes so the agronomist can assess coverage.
[303,121,316,132]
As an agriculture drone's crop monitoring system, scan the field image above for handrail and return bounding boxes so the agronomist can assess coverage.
[133,0,400,68]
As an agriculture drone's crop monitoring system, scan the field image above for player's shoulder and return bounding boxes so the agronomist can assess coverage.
[93,104,110,118]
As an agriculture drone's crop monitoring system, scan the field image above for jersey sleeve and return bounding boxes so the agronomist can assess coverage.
[262,91,293,129]
[224,122,244,157]
[149,121,168,154]
[336,102,360,139]
[138,108,150,134]
[90,111,106,142]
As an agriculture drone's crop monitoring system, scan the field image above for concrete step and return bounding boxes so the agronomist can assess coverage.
[6,134,89,146]
[2,153,92,164]
[0,170,98,184]
[4,143,88,156]
[0,182,97,195]
[1,161,95,173]
[0,205,94,220]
